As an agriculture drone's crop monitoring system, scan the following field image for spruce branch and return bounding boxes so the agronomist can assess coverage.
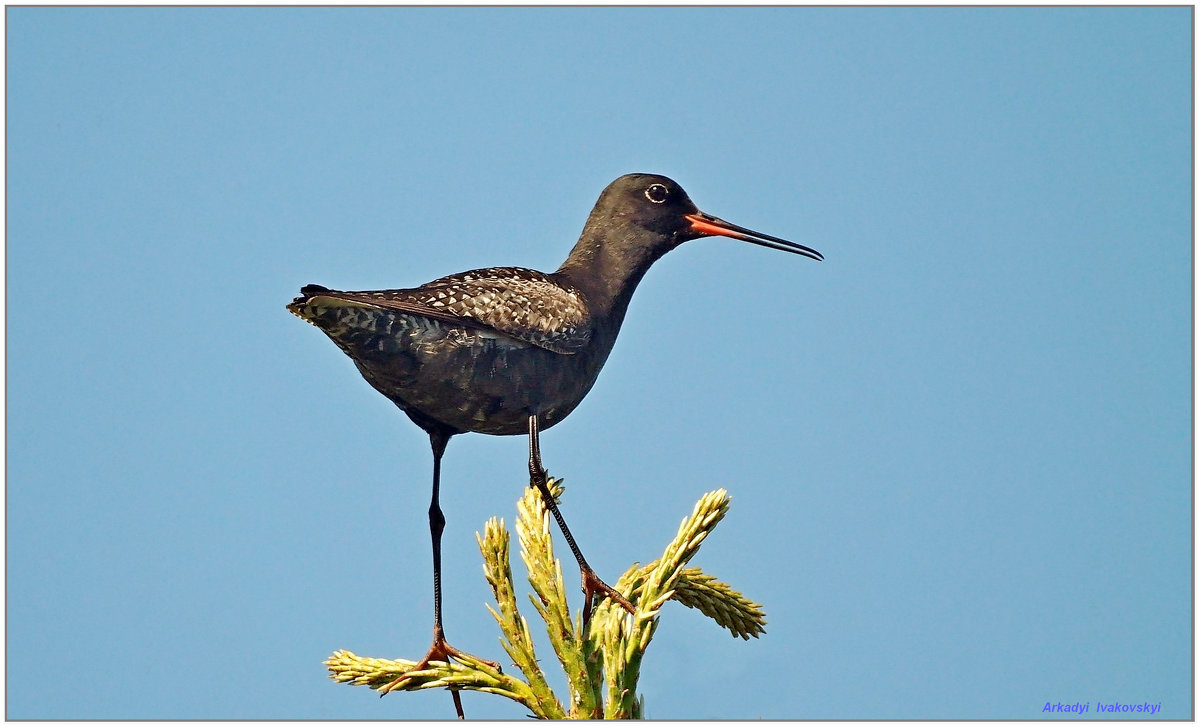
[673,567,767,640]
[478,515,565,718]
[594,488,733,717]
[326,477,766,719]
[325,649,535,704]
[515,479,602,718]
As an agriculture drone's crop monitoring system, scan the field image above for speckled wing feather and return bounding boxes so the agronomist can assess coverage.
[295,267,592,354]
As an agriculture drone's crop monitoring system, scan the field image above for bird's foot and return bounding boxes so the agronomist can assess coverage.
[380,631,500,718]
[581,565,636,626]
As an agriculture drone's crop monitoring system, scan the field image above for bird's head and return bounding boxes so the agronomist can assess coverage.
[594,173,823,261]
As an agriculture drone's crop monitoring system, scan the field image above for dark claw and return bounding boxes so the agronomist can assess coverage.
[380,632,499,719]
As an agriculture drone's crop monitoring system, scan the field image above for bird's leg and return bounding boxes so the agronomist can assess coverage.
[381,430,498,718]
[527,414,635,627]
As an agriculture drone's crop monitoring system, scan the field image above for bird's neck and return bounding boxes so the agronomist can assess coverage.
[554,224,674,330]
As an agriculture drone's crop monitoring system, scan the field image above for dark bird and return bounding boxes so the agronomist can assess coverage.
[287,173,822,716]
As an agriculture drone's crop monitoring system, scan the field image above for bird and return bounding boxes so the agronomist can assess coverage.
[287,173,822,716]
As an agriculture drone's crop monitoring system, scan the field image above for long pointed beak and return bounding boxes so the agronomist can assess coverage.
[685,212,823,261]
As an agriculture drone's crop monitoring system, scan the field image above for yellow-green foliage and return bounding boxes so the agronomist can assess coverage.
[326,478,766,719]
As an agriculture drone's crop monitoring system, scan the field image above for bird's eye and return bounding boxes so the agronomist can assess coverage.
[644,184,669,204]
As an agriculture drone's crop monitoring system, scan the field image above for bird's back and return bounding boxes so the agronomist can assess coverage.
[287,267,609,436]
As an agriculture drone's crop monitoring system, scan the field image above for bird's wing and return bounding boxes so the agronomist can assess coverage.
[293,267,592,354]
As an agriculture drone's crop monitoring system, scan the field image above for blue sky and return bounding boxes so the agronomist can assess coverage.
[6,6,1191,720]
